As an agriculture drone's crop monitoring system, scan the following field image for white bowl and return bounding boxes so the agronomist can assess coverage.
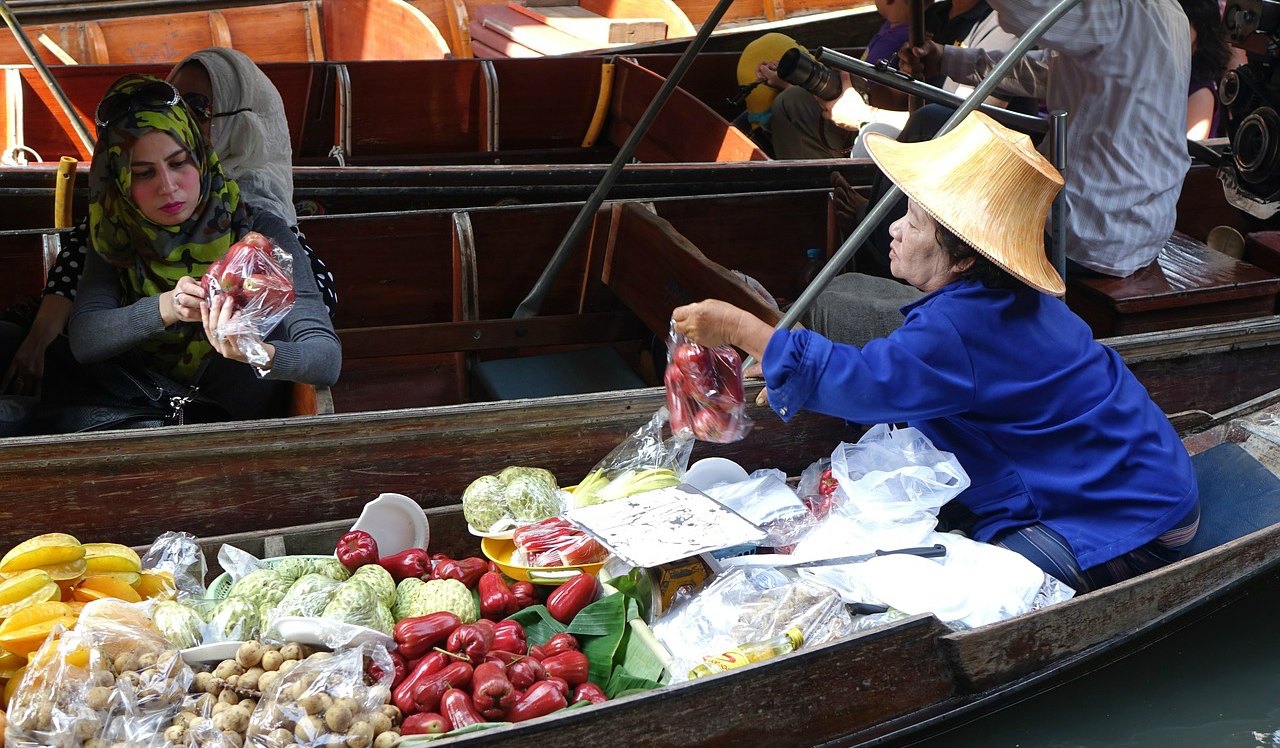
[269,616,394,650]
[683,457,750,492]
[181,641,244,666]
[467,524,515,540]
[349,493,429,556]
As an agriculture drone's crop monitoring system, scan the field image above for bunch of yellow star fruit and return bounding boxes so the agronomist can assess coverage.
[0,533,176,712]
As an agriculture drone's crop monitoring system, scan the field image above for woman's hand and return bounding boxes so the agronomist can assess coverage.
[201,294,275,368]
[3,336,45,397]
[2,295,72,396]
[672,300,774,361]
[162,276,206,327]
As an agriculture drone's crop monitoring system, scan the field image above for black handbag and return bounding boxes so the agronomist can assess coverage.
[37,357,228,433]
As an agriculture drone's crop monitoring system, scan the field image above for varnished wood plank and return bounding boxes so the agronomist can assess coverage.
[602,202,782,337]
[507,3,667,44]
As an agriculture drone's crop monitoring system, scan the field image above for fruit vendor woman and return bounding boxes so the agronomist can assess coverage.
[672,111,1200,593]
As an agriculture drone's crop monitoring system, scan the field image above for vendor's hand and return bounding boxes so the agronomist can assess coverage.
[163,276,206,327]
[201,294,275,367]
[672,300,753,348]
[2,336,45,397]
[757,61,788,91]
[755,387,770,407]
[899,39,944,81]
[672,300,775,363]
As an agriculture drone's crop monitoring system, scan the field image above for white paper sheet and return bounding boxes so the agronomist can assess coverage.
[565,484,767,568]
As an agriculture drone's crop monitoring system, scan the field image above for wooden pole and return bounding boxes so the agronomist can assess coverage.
[907,0,928,111]
[0,0,95,154]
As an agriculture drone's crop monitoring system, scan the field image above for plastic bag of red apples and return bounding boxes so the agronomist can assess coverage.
[201,231,297,367]
[664,321,752,443]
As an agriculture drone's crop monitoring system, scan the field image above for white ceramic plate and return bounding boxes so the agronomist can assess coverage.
[181,641,244,666]
[349,493,429,556]
[467,524,515,540]
[270,616,394,650]
[683,457,750,492]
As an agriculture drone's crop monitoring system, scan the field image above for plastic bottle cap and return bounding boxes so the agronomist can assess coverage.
[806,248,822,259]
[784,626,804,649]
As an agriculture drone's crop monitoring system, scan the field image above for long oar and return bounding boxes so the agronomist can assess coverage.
[745,0,1083,368]
[0,0,95,154]
[907,0,927,111]
[511,0,739,320]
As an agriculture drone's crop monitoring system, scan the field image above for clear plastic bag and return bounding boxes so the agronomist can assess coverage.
[511,517,609,567]
[798,531,1075,629]
[245,644,397,748]
[664,322,752,443]
[142,531,209,600]
[259,573,344,637]
[202,231,297,367]
[703,473,812,548]
[5,599,193,748]
[830,424,970,520]
[650,567,856,683]
[570,408,692,508]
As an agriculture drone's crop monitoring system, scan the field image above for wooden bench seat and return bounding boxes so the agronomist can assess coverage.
[1066,233,1280,338]
[1242,231,1280,284]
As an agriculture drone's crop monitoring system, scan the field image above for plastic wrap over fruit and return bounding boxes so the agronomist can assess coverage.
[664,321,752,443]
[201,231,297,367]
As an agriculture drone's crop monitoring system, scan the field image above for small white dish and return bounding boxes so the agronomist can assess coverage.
[349,493,429,556]
[270,616,394,650]
[467,524,515,540]
[683,457,750,492]
[181,641,244,666]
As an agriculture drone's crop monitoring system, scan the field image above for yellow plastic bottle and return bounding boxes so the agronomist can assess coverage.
[688,626,804,679]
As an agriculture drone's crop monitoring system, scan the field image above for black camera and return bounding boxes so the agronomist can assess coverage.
[777,48,845,102]
[1219,1,1280,216]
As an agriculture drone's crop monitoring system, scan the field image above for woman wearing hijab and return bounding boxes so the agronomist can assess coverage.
[1,49,335,403]
[673,112,1200,593]
[65,74,339,424]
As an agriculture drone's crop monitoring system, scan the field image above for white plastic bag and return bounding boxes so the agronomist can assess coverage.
[830,424,969,529]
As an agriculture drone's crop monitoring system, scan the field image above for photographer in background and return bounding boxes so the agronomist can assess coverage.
[902,0,1190,278]
[768,0,1018,159]
[1182,0,1232,140]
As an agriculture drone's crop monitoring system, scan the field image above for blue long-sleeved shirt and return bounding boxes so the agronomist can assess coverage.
[763,280,1198,570]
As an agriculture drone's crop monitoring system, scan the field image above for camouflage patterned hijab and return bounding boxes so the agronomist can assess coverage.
[88,74,251,379]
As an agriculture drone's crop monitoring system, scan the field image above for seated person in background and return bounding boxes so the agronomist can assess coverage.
[759,0,910,159]
[1,48,336,406]
[1182,0,1232,140]
[67,75,340,426]
[768,0,1018,159]
[904,0,1190,278]
[673,112,1200,593]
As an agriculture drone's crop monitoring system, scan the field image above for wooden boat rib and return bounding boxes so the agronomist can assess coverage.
[148,396,1280,747]
[2,0,878,60]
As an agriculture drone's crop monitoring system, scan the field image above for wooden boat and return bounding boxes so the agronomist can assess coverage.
[137,394,1280,747]
[0,0,452,66]
[3,0,879,60]
[0,56,765,166]
[2,181,1280,548]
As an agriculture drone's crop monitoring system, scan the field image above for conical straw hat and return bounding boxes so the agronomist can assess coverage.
[864,111,1066,296]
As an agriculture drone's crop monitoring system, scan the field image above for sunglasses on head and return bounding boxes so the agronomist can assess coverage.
[94,79,182,129]
[181,92,252,123]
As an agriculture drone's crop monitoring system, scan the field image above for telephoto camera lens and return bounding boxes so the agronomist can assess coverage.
[777,48,845,102]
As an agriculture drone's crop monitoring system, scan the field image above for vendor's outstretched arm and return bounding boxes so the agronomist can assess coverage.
[671,300,775,361]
